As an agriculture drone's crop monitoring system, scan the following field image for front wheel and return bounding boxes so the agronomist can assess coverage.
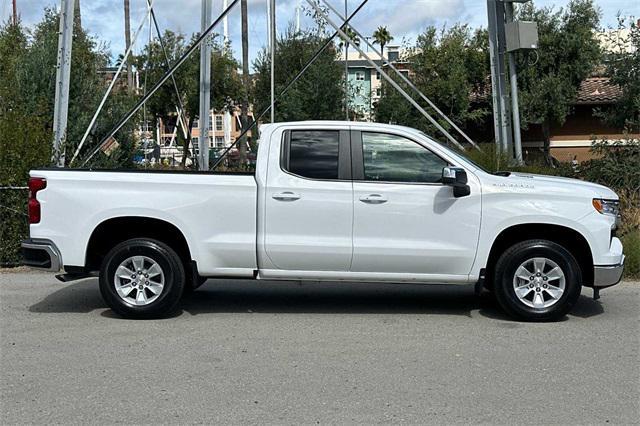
[99,238,185,319]
[493,239,582,321]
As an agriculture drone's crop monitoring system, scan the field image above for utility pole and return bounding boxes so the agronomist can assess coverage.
[199,0,212,170]
[239,0,249,164]
[270,0,276,123]
[505,2,523,164]
[12,0,17,25]
[344,0,349,121]
[52,0,75,167]
[487,0,512,157]
[124,0,133,94]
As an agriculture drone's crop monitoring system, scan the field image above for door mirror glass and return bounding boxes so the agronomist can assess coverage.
[442,167,470,197]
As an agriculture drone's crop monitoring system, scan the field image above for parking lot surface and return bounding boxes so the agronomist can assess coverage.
[1,271,639,424]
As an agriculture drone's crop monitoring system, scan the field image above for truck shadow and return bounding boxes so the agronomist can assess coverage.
[29,278,604,321]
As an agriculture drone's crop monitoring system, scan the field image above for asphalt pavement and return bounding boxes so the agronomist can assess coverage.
[1,270,639,425]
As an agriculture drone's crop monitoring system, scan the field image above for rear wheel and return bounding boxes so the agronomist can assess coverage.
[99,238,185,318]
[493,239,581,321]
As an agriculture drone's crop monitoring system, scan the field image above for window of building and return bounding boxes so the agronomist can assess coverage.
[208,117,213,131]
[355,71,365,81]
[399,70,409,78]
[376,71,381,80]
[215,115,223,131]
[208,137,215,148]
[361,132,447,183]
[215,136,225,147]
[286,130,340,180]
[375,88,381,97]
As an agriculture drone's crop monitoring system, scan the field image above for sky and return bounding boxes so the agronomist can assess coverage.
[3,0,639,68]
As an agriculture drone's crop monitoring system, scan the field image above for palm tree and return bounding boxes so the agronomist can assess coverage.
[339,26,360,49]
[372,26,393,57]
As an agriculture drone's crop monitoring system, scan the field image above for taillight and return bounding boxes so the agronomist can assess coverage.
[28,177,46,224]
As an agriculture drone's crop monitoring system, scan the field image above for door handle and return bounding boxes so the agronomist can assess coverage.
[359,194,387,204]
[272,191,301,201]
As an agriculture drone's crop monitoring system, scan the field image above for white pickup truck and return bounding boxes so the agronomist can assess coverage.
[22,121,624,320]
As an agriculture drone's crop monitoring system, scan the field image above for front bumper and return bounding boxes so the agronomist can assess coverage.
[21,239,62,272]
[593,255,625,288]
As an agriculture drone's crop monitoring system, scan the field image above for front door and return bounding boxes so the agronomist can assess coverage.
[264,128,353,272]
[350,131,481,279]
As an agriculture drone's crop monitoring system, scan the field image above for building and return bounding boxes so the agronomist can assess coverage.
[336,45,408,120]
[521,76,635,162]
[151,107,255,165]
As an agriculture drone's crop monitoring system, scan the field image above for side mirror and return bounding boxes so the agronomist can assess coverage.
[442,167,471,198]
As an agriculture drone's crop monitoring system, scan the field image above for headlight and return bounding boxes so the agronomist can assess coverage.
[592,198,620,216]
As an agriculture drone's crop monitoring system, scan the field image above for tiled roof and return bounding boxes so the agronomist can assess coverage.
[575,77,621,105]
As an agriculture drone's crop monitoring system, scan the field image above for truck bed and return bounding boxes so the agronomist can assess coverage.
[29,169,258,277]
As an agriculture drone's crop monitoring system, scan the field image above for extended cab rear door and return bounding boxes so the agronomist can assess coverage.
[262,126,353,272]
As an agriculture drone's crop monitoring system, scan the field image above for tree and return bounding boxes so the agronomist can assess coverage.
[372,26,393,56]
[599,16,640,133]
[134,30,242,165]
[375,25,491,143]
[515,0,602,163]
[252,27,344,122]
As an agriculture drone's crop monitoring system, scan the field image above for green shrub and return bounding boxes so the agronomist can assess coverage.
[0,188,28,266]
[621,230,640,279]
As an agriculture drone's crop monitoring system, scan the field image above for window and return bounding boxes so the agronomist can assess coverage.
[399,70,409,78]
[375,88,381,97]
[215,136,225,147]
[376,71,381,80]
[355,71,365,81]
[215,115,223,131]
[208,137,215,148]
[286,130,340,179]
[361,132,447,183]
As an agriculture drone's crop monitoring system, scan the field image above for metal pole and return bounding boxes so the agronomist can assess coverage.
[223,0,229,44]
[52,0,75,167]
[344,0,349,120]
[306,0,466,150]
[505,2,523,164]
[270,0,276,123]
[323,0,479,150]
[12,0,17,25]
[495,0,513,156]
[487,0,503,153]
[199,0,212,170]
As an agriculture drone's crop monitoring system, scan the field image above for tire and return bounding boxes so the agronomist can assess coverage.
[493,239,582,321]
[99,238,185,319]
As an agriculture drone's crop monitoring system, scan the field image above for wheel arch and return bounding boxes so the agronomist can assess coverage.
[484,223,594,288]
[85,216,192,272]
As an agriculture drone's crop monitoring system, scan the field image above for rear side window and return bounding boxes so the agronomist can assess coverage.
[286,130,340,179]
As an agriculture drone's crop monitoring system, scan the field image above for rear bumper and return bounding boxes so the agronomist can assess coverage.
[593,255,625,288]
[21,239,62,272]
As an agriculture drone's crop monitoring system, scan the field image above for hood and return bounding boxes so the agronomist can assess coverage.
[506,172,618,199]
